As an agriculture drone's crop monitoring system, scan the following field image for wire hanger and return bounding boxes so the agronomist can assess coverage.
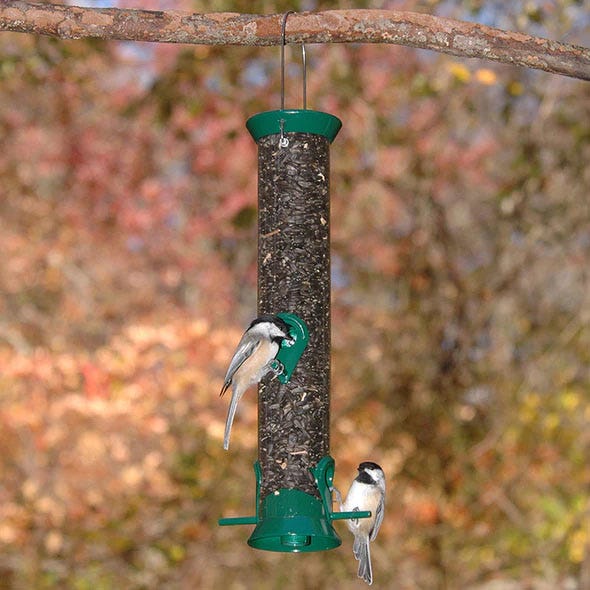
[281,11,307,111]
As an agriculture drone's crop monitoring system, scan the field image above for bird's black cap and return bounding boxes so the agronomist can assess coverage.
[358,461,383,472]
[249,314,290,335]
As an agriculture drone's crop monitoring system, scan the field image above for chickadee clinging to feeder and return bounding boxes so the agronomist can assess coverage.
[334,462,386,586]
[220,314,292,450]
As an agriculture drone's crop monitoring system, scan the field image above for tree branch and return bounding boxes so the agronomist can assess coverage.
[1,2,589,81]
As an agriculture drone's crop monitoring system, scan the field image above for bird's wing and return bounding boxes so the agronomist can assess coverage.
[220,337,260,395]
[369,494,385,541]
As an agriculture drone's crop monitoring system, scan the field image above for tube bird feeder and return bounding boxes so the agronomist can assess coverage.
[251,108,339,500]
[219,111,370,551]
[219,15,371,551]
[251,109,339,550]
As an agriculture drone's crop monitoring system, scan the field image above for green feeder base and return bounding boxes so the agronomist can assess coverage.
[248,488,340,552]
[219,457,371,553]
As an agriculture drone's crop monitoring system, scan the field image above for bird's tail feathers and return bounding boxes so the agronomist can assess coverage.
[354,534,373,586]
[223,388,242,450]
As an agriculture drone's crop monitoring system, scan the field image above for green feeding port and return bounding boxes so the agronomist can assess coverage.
[273,312,309,384]
[246,109,342,143]
[219,457,371,553]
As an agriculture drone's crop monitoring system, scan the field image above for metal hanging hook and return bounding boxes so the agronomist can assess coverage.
[302,42,307,110]
[280,11,307,111]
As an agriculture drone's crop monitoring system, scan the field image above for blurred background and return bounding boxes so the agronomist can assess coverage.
[1,0,589,588]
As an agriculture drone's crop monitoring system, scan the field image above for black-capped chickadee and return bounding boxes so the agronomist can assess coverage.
[334,462,386,586]
[220,314,292,450]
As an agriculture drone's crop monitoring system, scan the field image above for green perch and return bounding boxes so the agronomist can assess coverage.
[219,457,371,553]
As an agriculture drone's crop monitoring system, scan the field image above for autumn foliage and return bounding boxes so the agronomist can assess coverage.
[0,1,589,588]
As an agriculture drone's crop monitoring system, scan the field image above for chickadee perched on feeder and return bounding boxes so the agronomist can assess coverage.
[334,462,386,586]
[220,314,292,450]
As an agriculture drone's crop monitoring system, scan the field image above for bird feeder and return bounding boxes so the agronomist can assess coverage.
[219,13,371,552]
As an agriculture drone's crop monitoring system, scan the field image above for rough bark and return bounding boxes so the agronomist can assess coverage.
[1,2,589,80]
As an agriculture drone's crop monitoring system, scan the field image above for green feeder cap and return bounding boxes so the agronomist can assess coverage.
[246,110,342,143]
[247,488,341,553]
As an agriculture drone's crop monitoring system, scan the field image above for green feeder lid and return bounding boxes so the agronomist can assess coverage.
[246,110,342,143]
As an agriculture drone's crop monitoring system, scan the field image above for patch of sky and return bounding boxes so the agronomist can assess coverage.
[434,0,508,27]
[117,42,154,63]
[331,254,350,289]
[115,42,157,90]
[300,0,318,10]
[240,59,270,88]
[205,75,222,93]
[564,4,590,42]
[66,0,116,7]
